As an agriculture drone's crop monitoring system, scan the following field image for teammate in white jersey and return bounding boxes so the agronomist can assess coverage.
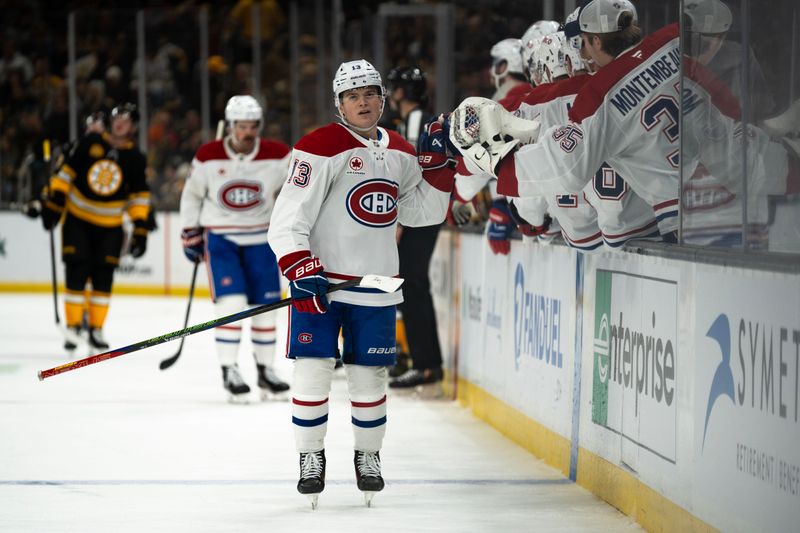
[511,29,661,251]
[457,0,682,237]
[267,59,455,507]
[179,95,292,402]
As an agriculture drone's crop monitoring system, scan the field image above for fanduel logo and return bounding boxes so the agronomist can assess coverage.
[512,263,563,371]
[702,312,800,452]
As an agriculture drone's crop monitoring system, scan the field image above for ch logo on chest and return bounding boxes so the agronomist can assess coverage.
[346,179,398,227]
[219,180,263,210]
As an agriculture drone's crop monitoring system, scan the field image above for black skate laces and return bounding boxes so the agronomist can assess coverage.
[301,451,324,480]
[356,451,381,477]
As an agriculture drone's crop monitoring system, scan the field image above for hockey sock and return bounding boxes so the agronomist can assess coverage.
[292,357,335,452]
[88,290,110,329]
[251,311,277,365]
[346,364,388,452]
[214,294,247,366]
[64,289,86,327]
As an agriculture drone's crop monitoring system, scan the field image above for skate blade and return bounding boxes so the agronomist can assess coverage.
[260,389,289,402]
[307,494,319,510]
[362,491,377,507]
[227,393,251,405]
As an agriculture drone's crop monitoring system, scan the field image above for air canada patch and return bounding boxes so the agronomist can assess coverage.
[345,179,398,227]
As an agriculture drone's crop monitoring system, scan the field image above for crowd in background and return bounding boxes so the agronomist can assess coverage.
[0,0,560,213]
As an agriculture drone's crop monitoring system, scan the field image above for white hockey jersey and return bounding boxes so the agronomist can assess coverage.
[498,24,682,234]
[180,137,291,245]
[268,123,451,307]
[512,75,660,250]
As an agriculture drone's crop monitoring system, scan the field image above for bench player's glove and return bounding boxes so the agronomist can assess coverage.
[486,198,515,255]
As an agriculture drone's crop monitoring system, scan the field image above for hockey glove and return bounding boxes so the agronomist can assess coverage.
[486,198,516,255]
[129,221,148,259]
[508,200,552,238]
[281,252,329,314]
[40,189,66,230]
[418,119,457,193]
[181,227,205,263]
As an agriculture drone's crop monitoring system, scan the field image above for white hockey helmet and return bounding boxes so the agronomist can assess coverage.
[573,0,638,35]
[225,95,263,123]
[684,0,732,34]
[490,38,524,89]
[332,59,385,108]
[521,36,544,86]
[535,32,570,84]
[520,20,561,48]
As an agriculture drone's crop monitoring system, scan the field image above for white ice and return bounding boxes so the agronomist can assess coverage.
[0,294,641,532]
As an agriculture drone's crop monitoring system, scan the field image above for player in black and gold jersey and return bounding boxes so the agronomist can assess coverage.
[41,103,150,352]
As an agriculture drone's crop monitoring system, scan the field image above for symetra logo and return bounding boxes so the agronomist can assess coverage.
[701,313,736,451]
[512,263,563,371]
[345,179,398,228]
[701,312,800,452]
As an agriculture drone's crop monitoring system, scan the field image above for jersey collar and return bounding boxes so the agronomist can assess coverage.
[338,123,389,149]
[223,136,260,161]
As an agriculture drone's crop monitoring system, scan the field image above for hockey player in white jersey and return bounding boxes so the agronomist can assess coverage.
[179,95,291,402]
[510,29,661,250]
[267,59,455,508]
[455,0,682,238]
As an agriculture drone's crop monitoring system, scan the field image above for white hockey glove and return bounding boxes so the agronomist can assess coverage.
[449,97,540,177]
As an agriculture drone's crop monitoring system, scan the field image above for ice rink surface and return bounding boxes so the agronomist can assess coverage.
[0,294,642,533]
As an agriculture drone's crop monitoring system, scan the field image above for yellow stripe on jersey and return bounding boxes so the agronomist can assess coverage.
[66,187,128,227]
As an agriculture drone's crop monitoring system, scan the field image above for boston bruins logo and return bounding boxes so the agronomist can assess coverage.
[87,160,123,196]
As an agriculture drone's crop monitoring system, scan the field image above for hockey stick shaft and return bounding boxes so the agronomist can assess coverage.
[158,261,200,370]
[49,228,60,325]
[38,278,362,381]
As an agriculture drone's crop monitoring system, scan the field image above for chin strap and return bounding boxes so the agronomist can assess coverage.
[337,98,385,134]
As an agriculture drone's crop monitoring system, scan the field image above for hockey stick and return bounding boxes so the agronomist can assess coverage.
[156,120,224,370]
[38,275,404,381]
[158,260,200,370]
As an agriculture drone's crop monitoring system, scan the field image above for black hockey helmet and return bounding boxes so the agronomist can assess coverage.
[110,102,140,124]
[386,66,428,105]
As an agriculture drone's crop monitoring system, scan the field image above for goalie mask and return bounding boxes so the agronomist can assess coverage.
[489,38,524,90]
[333,59,386,132]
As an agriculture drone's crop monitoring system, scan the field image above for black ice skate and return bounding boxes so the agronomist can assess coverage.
[221,365,250,403]
[298,450,326,509]
[256,363,289,401]
[389,367,443,389]
[87,328,109,351]
[354,450,384,507]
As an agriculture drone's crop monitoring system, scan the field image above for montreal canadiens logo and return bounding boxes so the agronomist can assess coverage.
[219,181,263,210]
[345,179,398,228]
[298,333,313,344]
[349,156,364,172]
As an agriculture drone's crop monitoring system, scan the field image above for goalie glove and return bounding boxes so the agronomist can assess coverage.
[449,97,540,177]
